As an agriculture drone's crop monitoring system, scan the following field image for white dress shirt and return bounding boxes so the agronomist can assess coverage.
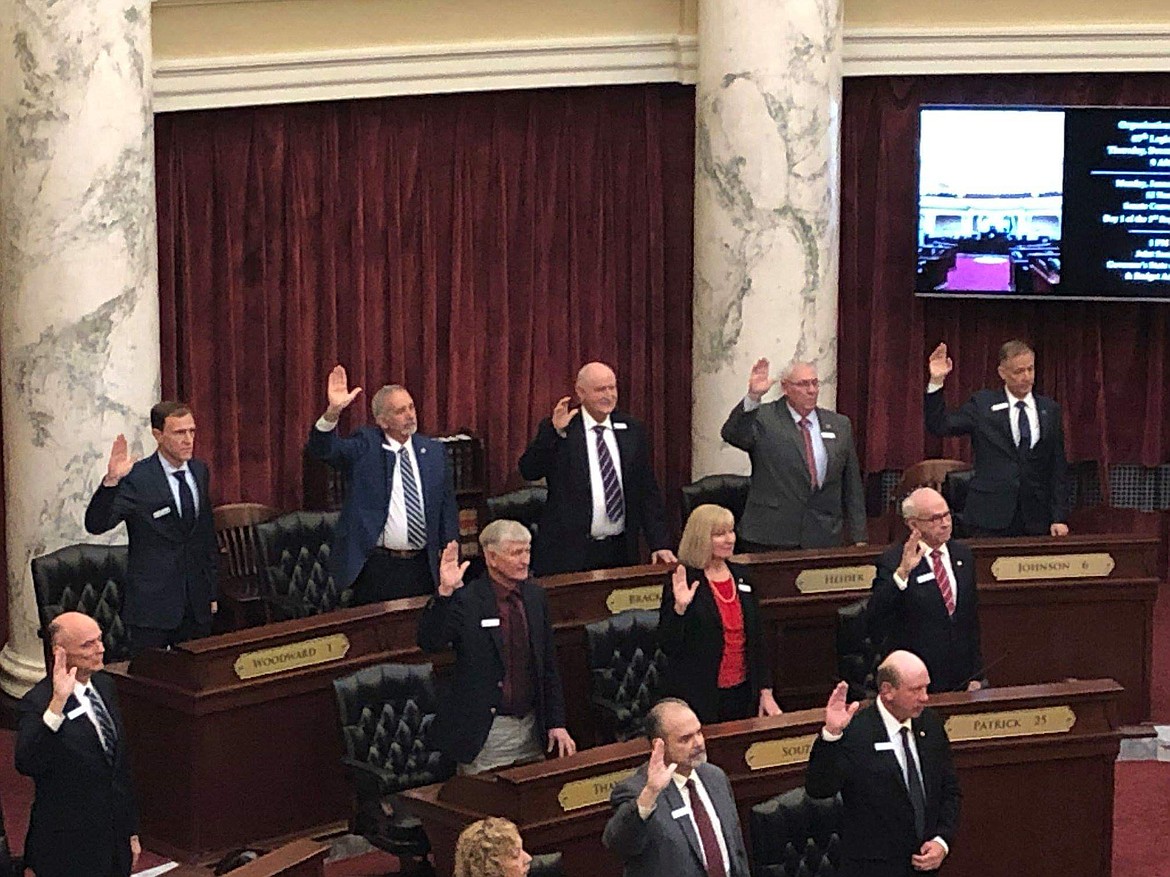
[637,769,731,871]
[158,454,199,517]
[1006,390,1039,449]
[581,409,625,539]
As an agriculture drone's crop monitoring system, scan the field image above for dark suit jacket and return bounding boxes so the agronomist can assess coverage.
[307,425,458,589]
[518,412,670,575]
[417,575,567,764]
[924,388,1069,534]
[806,705,960,877]
[657,562,772,723]
[16,672,139,877]
[721,398,867,548]
[868,540,983,693]
[84,453,218,629]
[603,761,750,877]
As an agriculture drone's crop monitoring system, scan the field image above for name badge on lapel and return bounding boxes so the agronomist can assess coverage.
[737,584,752,593]
[671,805,692,819]
[990,401,1010,412]
[873,741,895,752]
[916,572,936,584]
[613,422,629,430]
[820,431,837,439]
[67,705,86,720]
[152,507,172,519]
[480,618,501,628]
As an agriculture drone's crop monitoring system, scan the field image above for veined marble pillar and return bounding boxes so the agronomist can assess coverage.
[691,0,843,477]
[0,0,160,694]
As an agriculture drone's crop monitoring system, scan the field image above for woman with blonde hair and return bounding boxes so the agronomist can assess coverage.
[657,503,781,723]
[453,817,532,877]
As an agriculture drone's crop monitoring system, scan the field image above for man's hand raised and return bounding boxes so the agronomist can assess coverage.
[896,527,927,580]
[551,396,579,432]
[747,357,777,402]
[637,738,677,811]
[927,343,953,384]
[436,541,469,597]
[103,434,136,487]
[48,646,76,717]
[324,365,362,421]
[823,681,860,736]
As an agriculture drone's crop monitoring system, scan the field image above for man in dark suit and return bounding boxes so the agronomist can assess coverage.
[925,340,1070,537]
[721,358,867,551]
[85,401,218,655]
[417,519,576,773]
[806,651,961,877]
[518,361,675,575]
[308,365,458,603]
[603,698,750,877]
[17,612,140,877]
[868,488,984,693]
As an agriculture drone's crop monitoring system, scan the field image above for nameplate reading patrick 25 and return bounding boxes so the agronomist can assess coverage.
[233,634,351,680]
[944,706,1076,742]
[558,769,636,812]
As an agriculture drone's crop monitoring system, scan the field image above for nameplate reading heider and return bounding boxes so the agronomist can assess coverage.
[990,553,1114,582]
[606,586,662,614]
[944,706,1076,742]
[233,634,351,680]
[744,734,818,770]
[795,565,877,594]
[558,769,637,812]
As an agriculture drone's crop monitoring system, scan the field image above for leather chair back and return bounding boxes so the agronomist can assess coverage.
[942,467,976,537]
[750,787,843,877]
[679,474,750,532]
[585,610,665,743]
[485,487,548,538]
[31,544,132,664]
[836,597,879,702]
[254,511,351,620]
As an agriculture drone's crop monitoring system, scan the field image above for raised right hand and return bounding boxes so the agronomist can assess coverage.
[49,646,77,714]
[896,527,927,580]
[326,365,362,413]
[747,357,777,401]
[642,738,678,800]
[436,540,470,597]
[823,681,860,736]
[927,343,953,383]
[104,434,137,486]
[671,564,699,615]
[551,396,579,431]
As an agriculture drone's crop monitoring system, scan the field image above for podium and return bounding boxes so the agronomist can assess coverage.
[401,679,1123,877]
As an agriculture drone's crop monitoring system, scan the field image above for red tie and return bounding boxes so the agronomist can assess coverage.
[686,779,727,877]
[932,548,955,616]
[799,418,819,489]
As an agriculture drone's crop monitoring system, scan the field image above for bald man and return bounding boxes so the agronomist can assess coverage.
[868,488,984,693]
[519,362,675,575]
[16,613,140,877]
[806,651,961,877]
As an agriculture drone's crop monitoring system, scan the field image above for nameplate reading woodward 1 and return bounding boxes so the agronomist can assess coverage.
[944,706,1076,742]
[990,553,1114,582]
[744,734,817,770]
[558,769,636,812]
[606,585,662,614]
[795,565,877,594]
[233,634,351,680]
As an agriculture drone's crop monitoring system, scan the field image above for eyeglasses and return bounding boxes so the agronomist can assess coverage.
[785,379,820,389]
[913,511,952,524]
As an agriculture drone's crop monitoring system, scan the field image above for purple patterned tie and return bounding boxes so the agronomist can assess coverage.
[592,425,625,522]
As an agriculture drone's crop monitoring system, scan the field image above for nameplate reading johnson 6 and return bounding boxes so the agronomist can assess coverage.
[795,565,877,594]
[606,585,662,614]
[744,734,818,770]
[944,706,1076,742]
[557,769,636,812]
[990,553,1114,582]
[233,634,351,680]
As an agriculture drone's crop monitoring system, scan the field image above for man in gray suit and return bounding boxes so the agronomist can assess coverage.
[603,698,750,877]
[721,358,867,551]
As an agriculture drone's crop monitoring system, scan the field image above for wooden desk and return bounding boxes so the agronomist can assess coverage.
[111,534,1154,858]
[402,679,1123,877]
[166,839,329,877]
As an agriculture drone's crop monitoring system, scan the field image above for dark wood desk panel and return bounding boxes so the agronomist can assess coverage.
[403,680,1122,877]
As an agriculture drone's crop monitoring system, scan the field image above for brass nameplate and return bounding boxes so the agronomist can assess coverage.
[557,768,636,812]
[990,553,1114,582]
[944,706,1076,742]
[795,565,877,594]
[744,734,818,770]
[233,633,351,680]
[606,585,662,614]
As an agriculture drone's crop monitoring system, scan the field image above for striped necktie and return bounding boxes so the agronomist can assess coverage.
[87,684,118,761]
[592,425,625,522]
[398,446,427,549]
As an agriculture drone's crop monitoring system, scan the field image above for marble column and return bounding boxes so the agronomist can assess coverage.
[0,0,160,694]
[691,0,843,477]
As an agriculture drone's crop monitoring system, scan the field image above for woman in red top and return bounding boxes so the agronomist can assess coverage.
[657,503,781,723]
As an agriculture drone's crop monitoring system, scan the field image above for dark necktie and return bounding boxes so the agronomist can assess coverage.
[685,779,727,877]
[592,425,625,522]
[398,447,427,549]
[172,470,196,529]
[799,417,819,489]
[87,685,118,762]
[1016,400,1032,452]
[931,549,955,616]
[900,727,927,841]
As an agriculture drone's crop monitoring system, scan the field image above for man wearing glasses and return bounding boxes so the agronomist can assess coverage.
[868,487,984,693]
[721,359,867,551]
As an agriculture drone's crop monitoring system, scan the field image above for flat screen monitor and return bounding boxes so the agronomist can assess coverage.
[915,105,1170,301]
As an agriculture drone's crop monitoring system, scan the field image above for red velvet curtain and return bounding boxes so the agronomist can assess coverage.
[839,74,1170,475]
[155,85,695,520]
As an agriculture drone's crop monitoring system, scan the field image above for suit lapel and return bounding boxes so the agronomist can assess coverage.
[145,453,189,539]
[661,780,706,870]
[612,413,635,489]
[863,708,915,812]
[697,764,741,866]
[476,580,506,663]
[776,401,813,497]
[989,391,1019,456]
[816,408,839,479]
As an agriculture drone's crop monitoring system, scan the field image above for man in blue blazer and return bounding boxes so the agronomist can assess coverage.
[925,340,1069,537]
[308,365,458,603]
[85,402,218,654]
